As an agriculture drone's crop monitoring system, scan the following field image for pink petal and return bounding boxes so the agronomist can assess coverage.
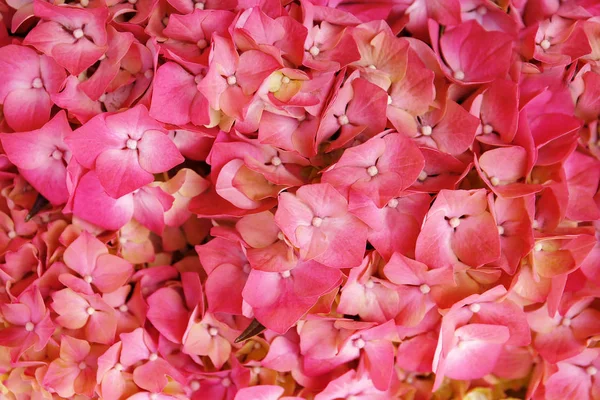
[95,148,154,198]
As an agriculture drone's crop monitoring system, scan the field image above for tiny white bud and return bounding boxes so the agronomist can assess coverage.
[421,125,433,136]
[448,217,461,228]
[309,45,320,56]
[280,270,291,278]
[126,139,138,150]
[338,114,349,126]
[453,70,465,80]
[540,39,551,50]
[469,303,481,313]
[271,156,282,166]
[366,165,379,177]
[32,78,43,89]
[73,28,84,39]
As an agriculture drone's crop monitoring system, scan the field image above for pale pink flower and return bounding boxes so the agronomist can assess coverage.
[275,183,368,269]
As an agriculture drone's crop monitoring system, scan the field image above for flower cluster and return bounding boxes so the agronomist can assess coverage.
[0,0,599,399]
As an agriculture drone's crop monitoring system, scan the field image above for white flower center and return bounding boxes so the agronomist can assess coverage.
[540,39,551,50]
[367,165,379,177]
[119,305,128,312]
[534,243,543,252]
[387,95,392,105]
[469,303,481,313]
[448,217,461,228]
[86,307,95,315]
[387,198,399,208]
[482,124,494,134]
[190,380,201,391]
[73,28,84,39]
[587,366,598,376]
[353,338,366,349]
[364,279,375,289]
[221,377,232,387]
[309,45,320,56]
[282,76,291,84]
[490,176,500,186]
[311,217,323,227]
[194,1,204,9]
[126,139,138,150]
[453,70,465,80]
[271,156,282,166]
[421,125,433,136]
[25,322,35,332]
[99,93,107,102]
[150,394,158,400]
[162,17,169,26]
[497,225,505,235]
[148,353,158,361]
[367,64,376,70]
[476,5,487,15]
[227,75,237,86]
[51,149,63,160]
[83,275,93,283]
[561,317,571,327]
[419,284,431,294]
[208,327,219,336]
[280,270,291,278]
[32,78,43,89]
[418,170,428,182]
[80,0,89,6]
[196,39,208,49]
[7,231,16,239]
[78,362,87,370]
[114,363,124,371]
[338,114,349,126]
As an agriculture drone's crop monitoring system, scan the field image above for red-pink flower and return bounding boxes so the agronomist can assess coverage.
[437,20,513,84]
[0,44,65,131]
[65,104,184,198]
[243,257,341,333]
[1,111,71,205]
[322,132,424,208]
[415,189,501,270]
[24,0,109,75]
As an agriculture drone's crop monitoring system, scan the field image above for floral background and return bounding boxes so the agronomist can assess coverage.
[0,0,599,399]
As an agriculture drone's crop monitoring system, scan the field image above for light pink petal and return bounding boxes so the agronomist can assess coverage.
[93,254,133,293]
[63,231,108,278]
[3,88,52,132]
[96,148,154,198]
[147,287,189,344]
[137,130,184,173]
